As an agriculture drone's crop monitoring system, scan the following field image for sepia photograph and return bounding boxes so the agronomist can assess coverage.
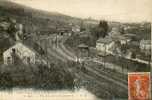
[0,0,151,100]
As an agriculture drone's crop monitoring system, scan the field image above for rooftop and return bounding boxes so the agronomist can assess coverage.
[112,35,130,40]
[4,42,35,56]
[96,37,113,44]
[123,33,136,37]
[108,27,121,36]
[140,39,151,44]
[78,43,89,49]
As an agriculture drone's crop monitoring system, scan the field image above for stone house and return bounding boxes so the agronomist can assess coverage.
[96,37,114,56]
[3,42,35,65]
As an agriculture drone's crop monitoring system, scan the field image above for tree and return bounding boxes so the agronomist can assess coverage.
[91,20,109,40]
[80,20,85,32]
[7,23,16,39]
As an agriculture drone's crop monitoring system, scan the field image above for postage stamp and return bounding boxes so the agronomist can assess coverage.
[128,72,151,100]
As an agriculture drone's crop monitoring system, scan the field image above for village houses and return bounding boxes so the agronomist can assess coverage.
[108,27,131,45]
[96,27,132,56]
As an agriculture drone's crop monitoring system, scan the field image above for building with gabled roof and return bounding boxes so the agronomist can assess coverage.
[3,42,35,65]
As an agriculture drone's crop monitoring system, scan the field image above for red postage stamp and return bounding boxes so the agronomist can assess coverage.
[128,72,151,100]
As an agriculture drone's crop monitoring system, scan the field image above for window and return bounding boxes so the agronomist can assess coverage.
[7,57,12,64]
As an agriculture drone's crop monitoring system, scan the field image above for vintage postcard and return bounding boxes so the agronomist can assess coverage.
[0,0,151,100]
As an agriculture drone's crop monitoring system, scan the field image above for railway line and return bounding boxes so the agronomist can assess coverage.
[84,61,128,86]
[83,63,127,89]
[37,35,128,99]
[71,65,128,99]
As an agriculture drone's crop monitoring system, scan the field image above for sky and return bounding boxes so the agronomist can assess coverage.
[9,0,152,22]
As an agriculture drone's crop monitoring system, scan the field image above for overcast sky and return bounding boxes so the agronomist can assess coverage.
[9,0,152,22]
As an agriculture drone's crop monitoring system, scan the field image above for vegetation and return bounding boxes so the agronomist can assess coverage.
[0,0,81,35]
[91,20,109,40]
[0,62,75,90]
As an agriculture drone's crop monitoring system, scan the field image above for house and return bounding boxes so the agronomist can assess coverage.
[140,39,151,52]
[96,37,114,56]
[3,42,35,65]
[108,27,131,45]
[108,27,121,37]
[123,33,136,39]
[112,35,131,45]
[72,25,80,33]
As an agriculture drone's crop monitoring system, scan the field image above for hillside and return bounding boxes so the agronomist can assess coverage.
[0,0,82,33]
[0,0,150,39]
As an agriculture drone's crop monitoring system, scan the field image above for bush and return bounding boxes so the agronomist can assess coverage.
[0,62,75,90]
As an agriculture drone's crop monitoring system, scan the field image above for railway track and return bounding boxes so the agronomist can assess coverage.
[84,64,127,89]
[72,66,128,99]
[84,61,128,86]
[37,35,128,99]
